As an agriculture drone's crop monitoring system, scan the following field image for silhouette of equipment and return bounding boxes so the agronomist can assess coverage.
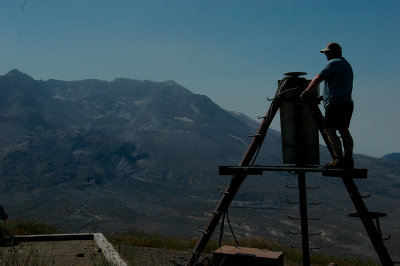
[185,72,394,266]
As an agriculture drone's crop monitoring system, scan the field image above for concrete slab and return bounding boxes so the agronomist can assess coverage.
[0,233,126,266]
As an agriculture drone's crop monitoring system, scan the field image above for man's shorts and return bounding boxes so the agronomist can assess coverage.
[324,101,353,129]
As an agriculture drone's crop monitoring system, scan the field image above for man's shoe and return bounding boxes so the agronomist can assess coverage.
[324,158,344,168]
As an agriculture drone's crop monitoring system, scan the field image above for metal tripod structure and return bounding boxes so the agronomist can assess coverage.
[186,73,394,266]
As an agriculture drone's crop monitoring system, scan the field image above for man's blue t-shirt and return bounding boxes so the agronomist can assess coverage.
[319,57,353,107]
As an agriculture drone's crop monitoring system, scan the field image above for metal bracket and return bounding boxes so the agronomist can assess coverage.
[218,189,230,195]
[288,216,320,221]
[383,235,391,241]
[196,229,209,235]
[287,198,320,206]
[187,249,196,255]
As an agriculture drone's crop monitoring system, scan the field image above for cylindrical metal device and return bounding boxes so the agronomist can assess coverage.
[279,72,320,165]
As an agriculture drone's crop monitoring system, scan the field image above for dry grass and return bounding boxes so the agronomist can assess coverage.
[0,219,381,265]
[1,217,61,236]
[107,230,380,266]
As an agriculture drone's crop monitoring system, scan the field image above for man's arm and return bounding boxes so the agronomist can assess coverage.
[300,74,324,100]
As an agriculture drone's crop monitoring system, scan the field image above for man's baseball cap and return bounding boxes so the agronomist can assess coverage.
[320,42,342,53]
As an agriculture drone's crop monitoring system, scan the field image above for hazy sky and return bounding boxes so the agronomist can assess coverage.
[1,0,399,157]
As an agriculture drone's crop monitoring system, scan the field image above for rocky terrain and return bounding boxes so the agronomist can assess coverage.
[0,69,399,260]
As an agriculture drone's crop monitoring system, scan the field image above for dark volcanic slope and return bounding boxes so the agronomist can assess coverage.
[1,70,275,191]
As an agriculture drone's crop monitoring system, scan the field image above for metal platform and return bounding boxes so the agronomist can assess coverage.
[219,165,368,179]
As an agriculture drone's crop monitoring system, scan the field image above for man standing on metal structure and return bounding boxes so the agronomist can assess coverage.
[300,42,354,168]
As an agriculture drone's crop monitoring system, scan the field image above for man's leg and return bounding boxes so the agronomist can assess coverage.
[324,127,344,165]
[339,128,354,168]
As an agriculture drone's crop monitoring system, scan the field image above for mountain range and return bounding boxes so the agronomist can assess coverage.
[0,69,399,259]
[382,153,400,162]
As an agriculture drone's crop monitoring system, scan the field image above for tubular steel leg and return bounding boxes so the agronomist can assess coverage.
[295,90,310,265]
[307,99,393,265]
[342,178,393,266]
[298,171,311,266]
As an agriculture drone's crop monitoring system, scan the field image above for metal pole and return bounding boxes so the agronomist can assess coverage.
[298,171,310,266]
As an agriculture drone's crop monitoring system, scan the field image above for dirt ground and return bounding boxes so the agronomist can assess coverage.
[116,245,212,266]
[0,238,109,265]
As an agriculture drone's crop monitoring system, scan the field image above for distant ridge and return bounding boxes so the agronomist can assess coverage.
[382,153,400,162]
[5,69,30,77]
